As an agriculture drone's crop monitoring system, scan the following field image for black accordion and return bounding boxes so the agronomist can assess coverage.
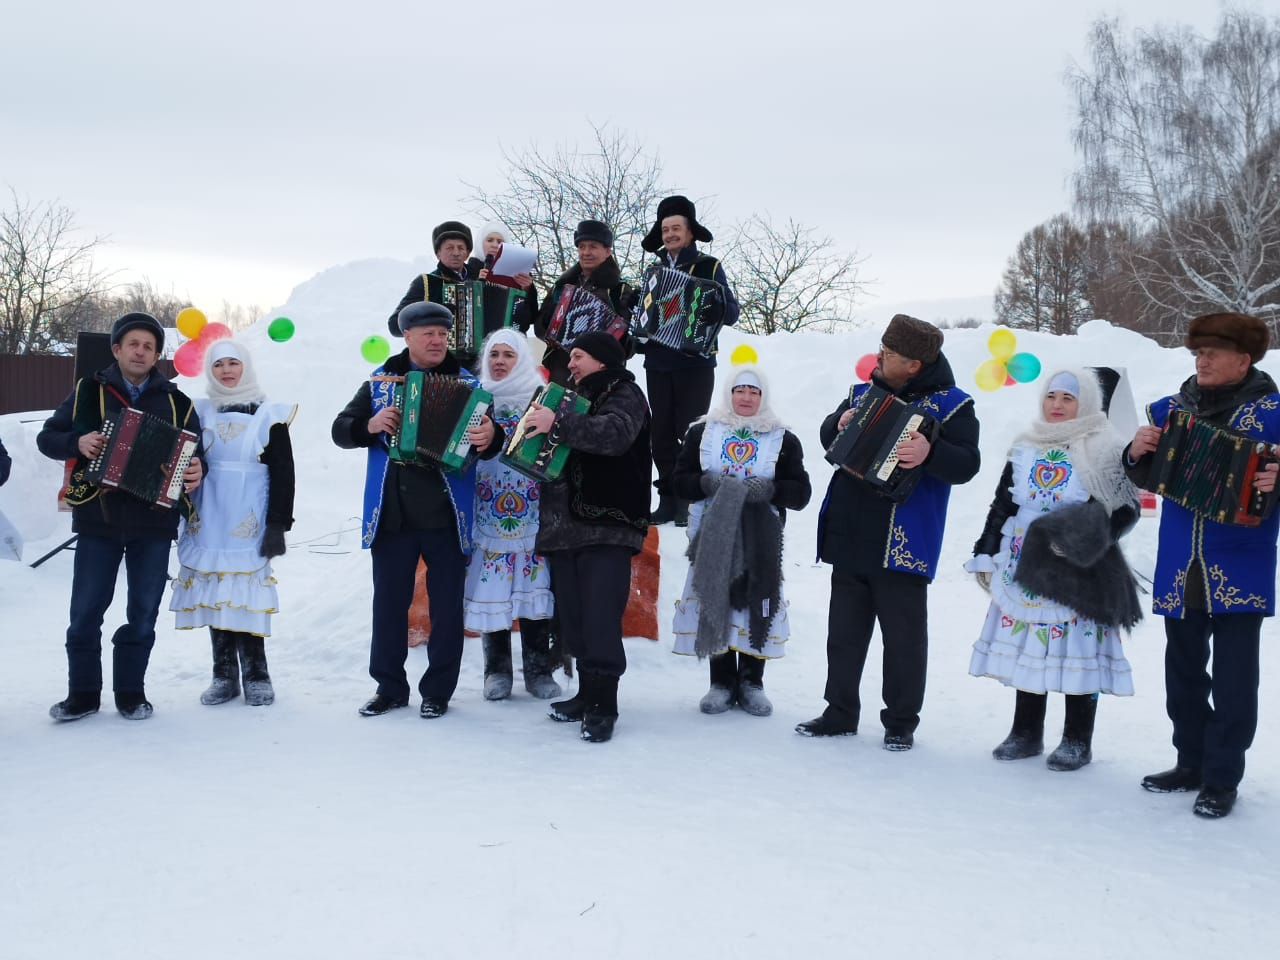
[633,265,725,355]
[1141,408,1280,526]
[545,285,629,346]
[435,279,528,356]
[824,384,938,503]
[84,408,199,509]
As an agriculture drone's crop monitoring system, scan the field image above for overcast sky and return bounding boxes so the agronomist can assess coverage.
[2,0,1231,320]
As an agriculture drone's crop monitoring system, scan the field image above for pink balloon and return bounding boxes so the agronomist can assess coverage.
[1005,374,1016,386]
[200,322,233,344]
[855,353,878,382]
[173,340,206,378]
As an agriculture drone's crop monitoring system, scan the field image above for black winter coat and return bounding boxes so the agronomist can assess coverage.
[671,422,812,524]
[817,354,980,576]
[536,367,652,556]
[0,434,10,487]
[36,364,206,540]
[331,349,504,536]
[534,257,638,386]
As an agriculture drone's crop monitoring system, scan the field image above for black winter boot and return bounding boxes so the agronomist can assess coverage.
[1046,694,1097,771]
[49,691,100,722]
[673,500,690,528]
[1141,765,1202,793]
[201,630,242,705]
[115,691,154,720]
[519,620,562,700]
[549,667,589,722]
[736,654,772,717]
[237,634,274,706]
[992,690,1047,761]
[699,652,737,714]
[581,673,619,743]
[649,495,677,525]
[482,630,514,701]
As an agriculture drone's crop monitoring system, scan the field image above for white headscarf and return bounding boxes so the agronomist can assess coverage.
[477,221,512,263]
[1013,365,1135,513]
[700,364,787,433]
[204,339,266,407]
[479,329,544,412]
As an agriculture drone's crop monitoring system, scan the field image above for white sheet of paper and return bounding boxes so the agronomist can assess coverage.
[490,243,537,278]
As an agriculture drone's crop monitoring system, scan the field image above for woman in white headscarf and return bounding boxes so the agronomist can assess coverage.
[966,367,1141,771]
[670,361,811,717]
[170,339,296,706]
[476,221,538,333]
[464,328,559,699]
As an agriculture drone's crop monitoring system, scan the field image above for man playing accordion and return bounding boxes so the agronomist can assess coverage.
[333,301,502,720]
[37,312,206,722]
[637,196,739,527]
[1124,311,1280,819]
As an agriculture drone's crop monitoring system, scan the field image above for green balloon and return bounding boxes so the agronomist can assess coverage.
[267,317,295,342]
[361,335,391,365]
[1007,352,1042,383]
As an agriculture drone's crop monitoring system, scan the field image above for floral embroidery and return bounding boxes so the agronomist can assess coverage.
[1208,564,1267,611]
[722,428,760,468]
[888,523,929,574]
[1029,449,1071,502]
[1233,397,1279,435]
[215,421,248,443]
[1153,568,1186,614]
[231,511,261,540]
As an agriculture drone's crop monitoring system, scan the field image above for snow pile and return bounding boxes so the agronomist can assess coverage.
[2,259,1277,959]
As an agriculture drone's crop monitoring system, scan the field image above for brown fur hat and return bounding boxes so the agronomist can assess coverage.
[881,314,944,365]
[1185,312,1269,363]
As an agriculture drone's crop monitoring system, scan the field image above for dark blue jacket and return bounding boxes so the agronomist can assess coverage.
[36,364,205,540]
[640,245,739,372]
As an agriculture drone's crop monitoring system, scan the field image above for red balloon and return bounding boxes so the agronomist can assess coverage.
[1005,374,1016,386]
[173,340,206,378]
[200,322,233,344]
[855,353,878,382]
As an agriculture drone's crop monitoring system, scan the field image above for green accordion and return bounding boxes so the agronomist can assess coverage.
[500,382,591,483]
[438,280,528,356]
[387,371,494,473]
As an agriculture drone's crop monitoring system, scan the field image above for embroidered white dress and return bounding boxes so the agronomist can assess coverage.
[463,403,554,631]
[672,422,790,659]
[966,442,1134,695]
[169,401,295,637]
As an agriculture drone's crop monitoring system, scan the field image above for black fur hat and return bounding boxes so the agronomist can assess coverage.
[1185,312,1269,363]
[574,219,614,248]
[641,195,713,253]
[432,220,473,253]
[111,312,165,351]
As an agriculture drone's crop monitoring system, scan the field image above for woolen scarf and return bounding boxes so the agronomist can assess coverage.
[203,339,266,408]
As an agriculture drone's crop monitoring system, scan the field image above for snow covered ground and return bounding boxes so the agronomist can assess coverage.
[2,260,1277,958]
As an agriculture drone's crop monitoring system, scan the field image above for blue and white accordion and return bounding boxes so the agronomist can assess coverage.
[633,265,726,355]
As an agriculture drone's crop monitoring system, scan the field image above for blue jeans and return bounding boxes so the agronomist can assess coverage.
[369,527,465,703]
[65,533,171,694]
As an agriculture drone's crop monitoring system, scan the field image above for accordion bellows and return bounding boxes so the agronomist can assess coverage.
[437,280,527,355]
[635,266,726,355]
[85,407,199,509]
[389,372,493,473]
[824,384,939,503]
[546,285,628,345]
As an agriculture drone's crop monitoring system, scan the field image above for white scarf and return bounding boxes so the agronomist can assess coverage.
[1012,366,1135,513]
[479,329,544,410]
[700,364,787,434]
[204,339,266,407]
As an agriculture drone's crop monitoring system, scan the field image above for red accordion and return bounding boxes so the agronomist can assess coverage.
[85,408,199,509]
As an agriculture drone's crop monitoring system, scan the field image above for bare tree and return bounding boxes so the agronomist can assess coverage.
[993,214,1093,335]
[721,214,866,334]
[1070,10,1280,330]
[463,121,676,284]
[0,190,111,354]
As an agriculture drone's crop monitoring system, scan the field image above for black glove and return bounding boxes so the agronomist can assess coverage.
[260,522,287,559]
[744,476,775,503]
[700,473,724,496]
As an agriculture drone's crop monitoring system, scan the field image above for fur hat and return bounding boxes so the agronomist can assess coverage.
[398,301,454,333]
[641,195,713,253]
[570,330,626,369]
[111,312,165,351]
[1185,312,1269,363]
[881,314,943,365]
[574,219,614,248]
[432,220,473,253]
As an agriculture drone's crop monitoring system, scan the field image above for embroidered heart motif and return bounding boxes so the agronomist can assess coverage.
[1033,462,1069,491]
[724,438,758,466]
[1049,625,1065,640]
[1001,615,1015,628]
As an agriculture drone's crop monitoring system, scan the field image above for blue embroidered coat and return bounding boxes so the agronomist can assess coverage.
[817,354,981,580]
[1137,371,1280,618]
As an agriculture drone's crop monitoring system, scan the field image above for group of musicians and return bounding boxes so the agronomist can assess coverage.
[30,193,1280,817]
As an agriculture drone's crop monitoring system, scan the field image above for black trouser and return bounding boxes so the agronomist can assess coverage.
[646,367,715,495]
[1164,611,1263,790]
[823,569,929,734]
[547,545,633,678]
[369,527,465,703]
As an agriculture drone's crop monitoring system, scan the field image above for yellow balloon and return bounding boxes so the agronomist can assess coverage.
[975,358,1009,392]
[988,327,1017,361]
[176,307,208,340]
[730,344,759,366]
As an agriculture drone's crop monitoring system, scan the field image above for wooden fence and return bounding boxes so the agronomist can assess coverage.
[0,354,178,415]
